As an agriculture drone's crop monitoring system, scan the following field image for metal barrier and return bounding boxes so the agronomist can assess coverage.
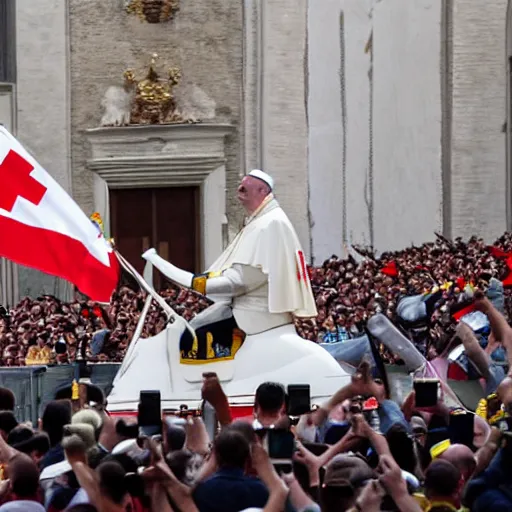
[0,366,46,425]
[0,363,121,426]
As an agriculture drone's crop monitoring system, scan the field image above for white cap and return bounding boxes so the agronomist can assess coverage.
[39,460,72,480]
[248,169,274,190]
[112,438,139,455]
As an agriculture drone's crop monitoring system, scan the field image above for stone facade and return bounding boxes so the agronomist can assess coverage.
[2,0,512,302]
[372,0,443,252]
[307,0,444,259]
[307,0,510,260]
[68,0,244,227]
[450,0,508,240]
[13,0,72,300]
[70,0,313,259]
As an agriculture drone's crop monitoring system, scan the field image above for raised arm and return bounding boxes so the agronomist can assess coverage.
[143,249,194,289]
[475,291,512,363]
[143,249,266,298]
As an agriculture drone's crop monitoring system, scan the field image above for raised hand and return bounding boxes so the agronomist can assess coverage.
[184,416,210,456]
[377,455,407,497]
[349,413,372,439]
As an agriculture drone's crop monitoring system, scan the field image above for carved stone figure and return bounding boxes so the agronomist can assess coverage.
[100,84,134,127]
[173,83,216,122]
[101,54,197,126]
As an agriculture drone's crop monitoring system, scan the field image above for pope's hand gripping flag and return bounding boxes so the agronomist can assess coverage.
[0,127,119,302]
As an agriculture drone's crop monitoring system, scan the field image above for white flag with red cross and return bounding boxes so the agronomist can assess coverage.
[0,126,119,302]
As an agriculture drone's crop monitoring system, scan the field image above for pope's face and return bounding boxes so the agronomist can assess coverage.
[237,176,269,214]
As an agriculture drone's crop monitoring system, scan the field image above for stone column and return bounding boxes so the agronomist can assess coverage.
[507,0,512,230]
[15,0,72,299]
[0,83,19,306]
[307,0,374,263]
[451,0,507,240]
[0,260,18,308]
[243,0,311,260]
[372,0,443,252]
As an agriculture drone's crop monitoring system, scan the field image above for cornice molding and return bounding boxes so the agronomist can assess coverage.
[85,123,234,268]
[85,123,235,187]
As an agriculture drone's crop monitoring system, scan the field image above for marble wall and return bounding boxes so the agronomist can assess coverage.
[307,0,510,259]
[372,0,443,252]
[307,0,444,259]
[308,0,373,263]
[450,0,508,240]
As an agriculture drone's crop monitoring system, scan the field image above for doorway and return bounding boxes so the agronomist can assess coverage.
[110,187,200,290]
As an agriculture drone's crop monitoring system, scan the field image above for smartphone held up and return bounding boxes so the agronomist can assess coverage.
[256,427,296,469]
[138,390,162,440]
[413,378,440,408]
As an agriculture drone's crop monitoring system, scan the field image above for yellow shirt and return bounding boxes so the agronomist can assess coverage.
[428,502,459,511]
[414,494,467,512]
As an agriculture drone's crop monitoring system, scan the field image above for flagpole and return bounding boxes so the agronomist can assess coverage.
[113,250,197,340]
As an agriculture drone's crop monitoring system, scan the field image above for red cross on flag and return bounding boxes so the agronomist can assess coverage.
[0,127,119,303]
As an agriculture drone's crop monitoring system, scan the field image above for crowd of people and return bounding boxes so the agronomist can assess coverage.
[0,286,211,366]
[303,233,512,347]
[1,233,512,367]
[0,232,509,509]
[0,288,509,511]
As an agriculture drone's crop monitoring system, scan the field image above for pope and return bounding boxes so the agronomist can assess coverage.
[142,170,317,363]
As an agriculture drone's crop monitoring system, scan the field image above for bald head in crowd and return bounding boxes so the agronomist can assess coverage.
[440,444,476,481]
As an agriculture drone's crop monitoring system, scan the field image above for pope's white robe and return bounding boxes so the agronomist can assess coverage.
[144,195,317,335]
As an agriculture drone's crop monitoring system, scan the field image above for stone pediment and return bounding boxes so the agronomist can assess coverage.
[85,123,234,269]
[85,123,234,188]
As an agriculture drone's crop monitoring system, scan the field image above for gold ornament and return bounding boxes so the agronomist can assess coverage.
[489,409,507,426]
[25,345,52,366]
[72,380,80,401]
[126,0,179,23]
[123,53,193,125]
[90,212,105,234]
[476,398,488,420]
[90,212,115,246]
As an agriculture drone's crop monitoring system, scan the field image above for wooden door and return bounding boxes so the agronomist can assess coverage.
[110,187,199,290]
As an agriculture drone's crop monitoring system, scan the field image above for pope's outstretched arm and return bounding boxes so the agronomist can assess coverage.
[142,249,193,288]
[142,248,265,298]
